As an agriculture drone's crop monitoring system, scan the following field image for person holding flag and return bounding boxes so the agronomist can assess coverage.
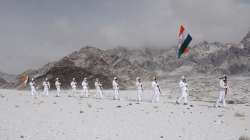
[177,25,192,58]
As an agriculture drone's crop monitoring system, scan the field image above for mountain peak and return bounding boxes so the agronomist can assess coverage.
[80,46,100,51]
[241,30,250,48]
[78,46,104,55]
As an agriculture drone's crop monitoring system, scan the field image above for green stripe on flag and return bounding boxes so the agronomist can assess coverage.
[178,34,192,58]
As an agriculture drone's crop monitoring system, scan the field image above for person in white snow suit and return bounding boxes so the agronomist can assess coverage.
[176,76,188,105]
[71,78,77,94]
[216,75,228,108]
[151,76,161,103]
[29,78,37,96]
[81,77,89,97]
[43,78,50,96]
[112,77,120,100]
[95,78,103,99]
[55,77,61,97]
[136,77,143,102]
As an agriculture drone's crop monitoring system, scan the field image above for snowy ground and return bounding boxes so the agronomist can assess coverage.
[0,89,249,140]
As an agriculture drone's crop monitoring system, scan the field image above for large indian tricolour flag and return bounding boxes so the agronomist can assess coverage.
[177,25,192,58]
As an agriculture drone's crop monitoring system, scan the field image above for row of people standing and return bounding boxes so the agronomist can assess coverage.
[29,76,189,104]
[70,77,104,98]
[29,75,228,107]
[30,77,104,98]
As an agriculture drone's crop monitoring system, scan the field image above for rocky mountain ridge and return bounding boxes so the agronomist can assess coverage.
[2,30,250,89]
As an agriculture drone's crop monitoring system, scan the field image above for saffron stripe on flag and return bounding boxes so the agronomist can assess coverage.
[178,25,185,37]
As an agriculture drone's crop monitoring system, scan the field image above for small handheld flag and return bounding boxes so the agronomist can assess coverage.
[177,25,192,58]
[17,73,29,90]
[20,74,28,88]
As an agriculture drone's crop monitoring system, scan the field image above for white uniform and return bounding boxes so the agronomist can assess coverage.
[95,81,103,99]
[43,81,50,96]
[71,81,77,93]
[112,80,120,100]
[55,81,61,96]
[216,79,227,107]
[151,81,161,102]
[81,80,89,97]
[177,80,188,104]
[136,81,143,102]
[29,81,37,96]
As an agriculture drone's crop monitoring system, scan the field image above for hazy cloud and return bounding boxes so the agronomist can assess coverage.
[0,0,250,74]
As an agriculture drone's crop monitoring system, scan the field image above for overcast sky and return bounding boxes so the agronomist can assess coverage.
[0,0,250,74]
